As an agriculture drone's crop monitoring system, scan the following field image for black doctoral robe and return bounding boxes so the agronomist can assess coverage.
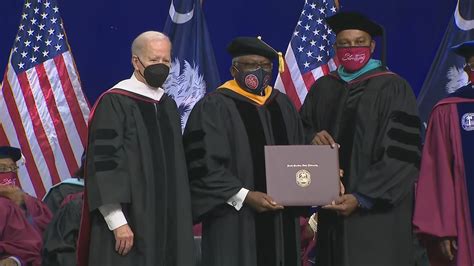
[184,86,306,266]
[43,180,83,214]
[42,195,82,266]
[78,89,194,266]
[299,67,421,266]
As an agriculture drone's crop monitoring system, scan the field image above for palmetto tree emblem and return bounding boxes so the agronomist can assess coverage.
[164,58,206,131]
[446,65,469,93]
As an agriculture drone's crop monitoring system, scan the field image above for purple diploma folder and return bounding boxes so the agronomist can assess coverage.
[264,145,340,206]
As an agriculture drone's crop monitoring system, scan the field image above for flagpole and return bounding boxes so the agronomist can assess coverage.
[335,0,340,10]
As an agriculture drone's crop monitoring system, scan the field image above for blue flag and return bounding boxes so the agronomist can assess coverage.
[163,0,220,129]
[417,0,474,132]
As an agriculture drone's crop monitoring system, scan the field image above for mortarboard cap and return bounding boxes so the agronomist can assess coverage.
[326,11,387,66]
[325,12,384,37]
[227,36,285,73]
[451,40,474,59]
[0,146,22,162]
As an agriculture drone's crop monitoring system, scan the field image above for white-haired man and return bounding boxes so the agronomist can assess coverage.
[77,31,194,266]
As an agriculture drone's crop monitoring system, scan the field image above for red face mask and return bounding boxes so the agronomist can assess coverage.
[336,46,371,72]
[0,172,18,186]
[465,67,474,83]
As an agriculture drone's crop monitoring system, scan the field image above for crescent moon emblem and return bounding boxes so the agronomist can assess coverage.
[169,1,194,24]
[454,0,474,31]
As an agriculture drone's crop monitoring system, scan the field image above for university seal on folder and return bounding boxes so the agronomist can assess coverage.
[264,145,340,206]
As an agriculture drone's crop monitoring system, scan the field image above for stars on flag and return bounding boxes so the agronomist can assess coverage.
[290,0,337,69]
[11,1,68,73]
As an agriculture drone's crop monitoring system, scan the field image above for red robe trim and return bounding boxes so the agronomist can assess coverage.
[76,89,161,266]
[413,96,474,266]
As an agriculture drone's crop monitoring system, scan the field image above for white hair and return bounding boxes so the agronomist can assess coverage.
[231,56,242,65]
[131,31,171,57]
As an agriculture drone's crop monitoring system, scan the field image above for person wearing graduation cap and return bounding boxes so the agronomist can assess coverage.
[299,12,422,266]
[0,146,52,266]
[183,36,307,266]
[413,41,474,266]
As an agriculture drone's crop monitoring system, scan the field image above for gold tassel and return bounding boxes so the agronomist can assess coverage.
[257,36,285,73]
[278,52,285,73]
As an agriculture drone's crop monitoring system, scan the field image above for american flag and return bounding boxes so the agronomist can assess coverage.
[274,0,338,110]
[0,0,90,198]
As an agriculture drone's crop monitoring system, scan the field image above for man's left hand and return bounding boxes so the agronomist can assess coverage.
[322,194,358,216]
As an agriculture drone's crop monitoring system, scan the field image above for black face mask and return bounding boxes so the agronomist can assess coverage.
[137,57,170,88]
[234,66,271,95]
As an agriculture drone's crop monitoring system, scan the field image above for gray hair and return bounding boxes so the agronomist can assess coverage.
[131,31,171,57]
[231,56,242,66]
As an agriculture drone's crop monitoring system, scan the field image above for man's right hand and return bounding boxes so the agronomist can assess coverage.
[311,130,338,148]
[439,238,457,261]
[244,191,284,212]
[113,224,134,256]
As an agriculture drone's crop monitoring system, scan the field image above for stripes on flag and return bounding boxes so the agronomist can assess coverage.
[275,0,339,109]
[0,0,89,198]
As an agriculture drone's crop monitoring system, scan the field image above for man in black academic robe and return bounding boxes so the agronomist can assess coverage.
[43,163,84,215]
[184,36,306,266]
[76,31,194,266]
[43,160,84,266]
[42,193,83,266]
[299,12,421,266]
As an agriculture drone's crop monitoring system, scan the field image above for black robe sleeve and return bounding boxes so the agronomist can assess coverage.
[299,76,342,145]
[354,79,421,207]
[183,95,243,222]
[278,93,306,146]
[86,94,132,211]
[44,184,83,215]
[299,83,320,145]
[42,197,82,266]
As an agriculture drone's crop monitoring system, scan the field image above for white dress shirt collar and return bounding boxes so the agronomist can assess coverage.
[112,73,164,101]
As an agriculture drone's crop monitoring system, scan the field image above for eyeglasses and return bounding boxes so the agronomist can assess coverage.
[234,61,273,72]
[0,165,19,173]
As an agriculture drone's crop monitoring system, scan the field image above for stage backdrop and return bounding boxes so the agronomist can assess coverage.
[0,0,457,103]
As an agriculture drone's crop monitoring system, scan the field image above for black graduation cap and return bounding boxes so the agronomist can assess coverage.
[227,36,285,73]
[0,146,22,162]
[325,12,384,37]
[326,12,387,66]
[451,40,474,59]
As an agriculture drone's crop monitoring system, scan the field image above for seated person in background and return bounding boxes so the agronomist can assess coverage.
[0,146,52,234]
[0,146,46,266]
[43,163,84,215]
[42,157,84,266]
[42,191,83,266]
[301,213,318,266]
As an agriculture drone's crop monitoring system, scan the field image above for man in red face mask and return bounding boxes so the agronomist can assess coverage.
[299,12,421,266]
[413,41,474,266]
[0,146,52,266]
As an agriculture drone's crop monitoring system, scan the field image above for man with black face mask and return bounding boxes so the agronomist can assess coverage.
[299,12,421,266]
[183,36,307,266]
[76,31,194,266]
